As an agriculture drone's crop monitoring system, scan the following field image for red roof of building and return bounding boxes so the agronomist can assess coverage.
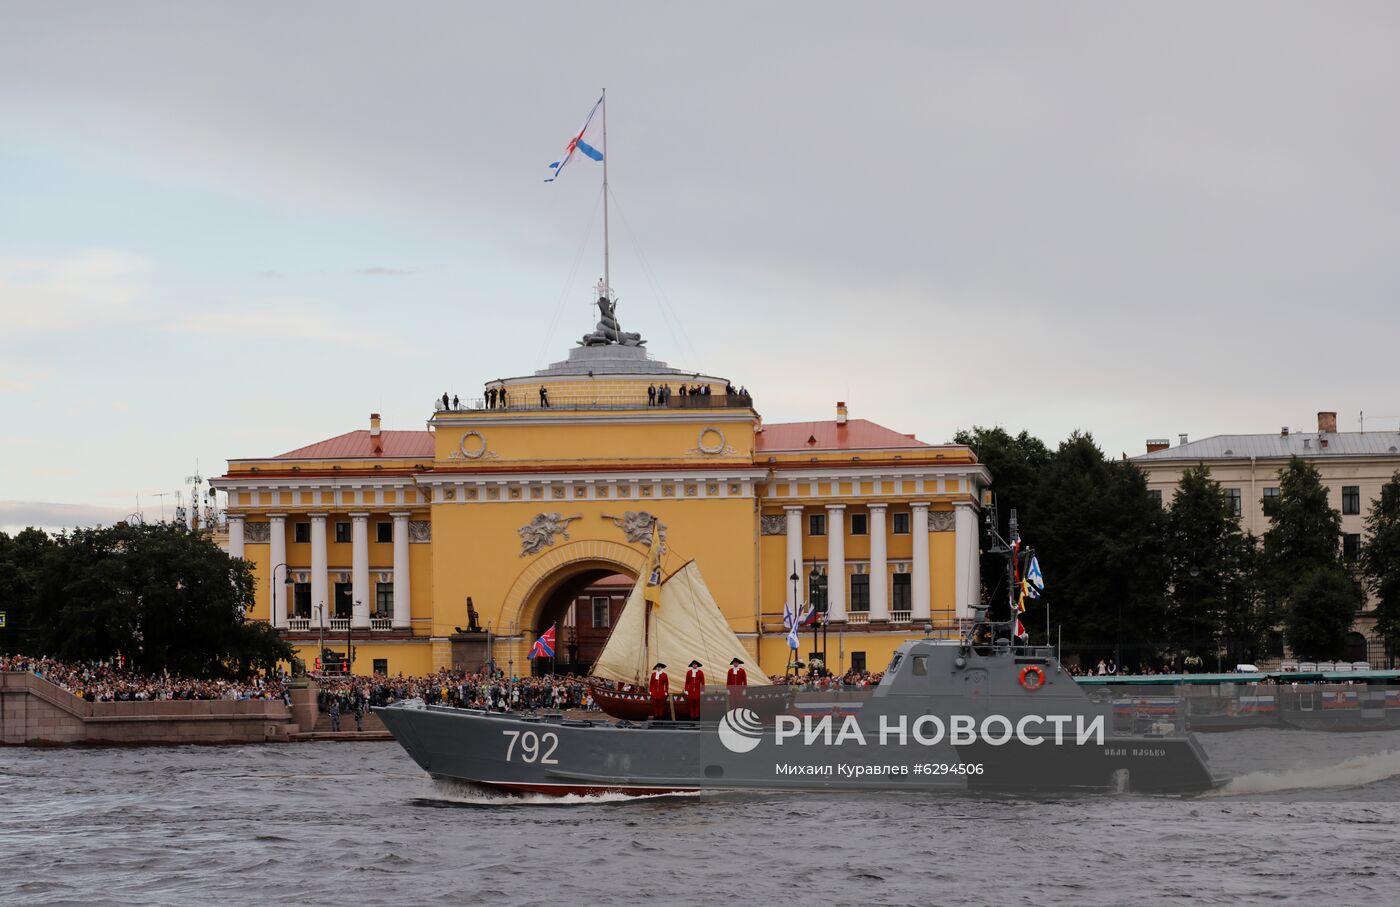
[755,419,929,452]
[275,430,434,460]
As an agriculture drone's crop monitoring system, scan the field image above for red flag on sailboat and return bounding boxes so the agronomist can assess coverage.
[529,623,557,659]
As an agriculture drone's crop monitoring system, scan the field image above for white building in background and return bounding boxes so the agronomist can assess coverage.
[1131,411,1400,664]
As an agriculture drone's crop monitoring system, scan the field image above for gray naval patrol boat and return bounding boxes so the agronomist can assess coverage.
[378,517,1219,797]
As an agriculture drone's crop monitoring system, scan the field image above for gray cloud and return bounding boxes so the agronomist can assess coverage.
[354,267,411,277]
[0,500,136,534]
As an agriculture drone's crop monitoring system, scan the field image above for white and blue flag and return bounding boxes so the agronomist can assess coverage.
[545,95,605,183]
[1026,556,1044,598]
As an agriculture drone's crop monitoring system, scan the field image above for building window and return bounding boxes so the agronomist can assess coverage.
[375,582,393,616]
[333,582,353,618]
[372,658,388,675]
[850,652,866,673]
[292,583,311,618]
[1344,533,1361,562]
[850,574,870,611]
[592,596,611,629]
[850,513,868,535]
[1224,488,1241,517]
[1343,486,1361,515]
[1263,487,1279,503]
[294,523,311,543]
[808,514,825,536]
[892,574,911,610]
[892,512,910,534]
[334,522,351,543]
[1148,489,1162,507]
[376,522,393,543]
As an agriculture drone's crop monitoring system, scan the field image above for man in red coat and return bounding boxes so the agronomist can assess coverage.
[649,662,669,720]
[684,660,705,720]
[726,657,748,709]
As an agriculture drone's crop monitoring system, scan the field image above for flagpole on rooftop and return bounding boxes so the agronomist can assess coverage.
[601,86,610,297]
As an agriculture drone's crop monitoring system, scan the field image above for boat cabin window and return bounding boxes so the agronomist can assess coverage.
[888,653,903,675]
[911,655,928,676]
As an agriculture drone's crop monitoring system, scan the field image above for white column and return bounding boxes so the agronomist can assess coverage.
[868,504,889,622]
[310,513,329,627]
[268,513,286,628]
[227,513,245,559]
[784,506,804,613]
[911,502,932,621]
[954,501,980,620]
[825,504,846,622]
[392,511,412,629]
[350,512,371,629]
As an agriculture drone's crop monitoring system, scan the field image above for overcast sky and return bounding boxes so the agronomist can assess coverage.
[3,2,1398,532]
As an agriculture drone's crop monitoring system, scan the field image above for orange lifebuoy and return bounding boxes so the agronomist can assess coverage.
[1019,665,1045,691]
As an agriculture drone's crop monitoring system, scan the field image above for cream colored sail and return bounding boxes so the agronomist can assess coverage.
[591,560,770,693]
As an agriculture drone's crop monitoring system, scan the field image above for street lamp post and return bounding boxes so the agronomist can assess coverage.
[789,565,801,677]
[314,602,325,676]
[267,563,294,677]
[348,600,359,676]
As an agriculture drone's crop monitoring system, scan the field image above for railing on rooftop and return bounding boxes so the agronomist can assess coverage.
[434,391,754,414]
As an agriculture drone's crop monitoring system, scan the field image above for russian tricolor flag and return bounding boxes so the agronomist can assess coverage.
[545,95,605,182]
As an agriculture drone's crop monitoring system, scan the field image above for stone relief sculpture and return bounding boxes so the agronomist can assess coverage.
[928,511,956,532]
[244,522,271,543]
[519,512,582,556]
[759,515,787,536]
[579,296,644,347]
[408,520,432,542]
[603,511,667,552]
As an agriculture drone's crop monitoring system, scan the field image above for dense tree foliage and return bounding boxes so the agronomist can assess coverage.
[1360,472,1400,650]
[1261,457,1360,660]
[0,522,291,677]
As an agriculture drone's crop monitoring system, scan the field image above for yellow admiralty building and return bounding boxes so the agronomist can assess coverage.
[214,305,989,678]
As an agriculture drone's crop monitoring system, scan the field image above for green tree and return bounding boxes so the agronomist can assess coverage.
[1029,432,1169,666]
[1164,465,1252,668]
[1261,457,1357,660]
[0,528,58,654]
[1360,471,1400,652]
[1284,567,1363,660]
[28,522,292,677]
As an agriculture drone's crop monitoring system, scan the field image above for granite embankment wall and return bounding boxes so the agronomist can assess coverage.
[0,671,301,746]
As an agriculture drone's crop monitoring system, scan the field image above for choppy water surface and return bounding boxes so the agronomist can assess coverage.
[4,731,1400,906]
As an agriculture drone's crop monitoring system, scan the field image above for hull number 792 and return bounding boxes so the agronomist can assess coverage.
[503,729,560,764]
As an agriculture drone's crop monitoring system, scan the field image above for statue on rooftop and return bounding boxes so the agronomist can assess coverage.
[580,290,644,347]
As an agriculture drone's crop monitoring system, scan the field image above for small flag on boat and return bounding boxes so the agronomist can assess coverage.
[1026,556,1044,597]
[1015,618,1028,640]
[545,94,605,183]
[642,521,664,606]
[529,623,556,659]
[786,619,800,651]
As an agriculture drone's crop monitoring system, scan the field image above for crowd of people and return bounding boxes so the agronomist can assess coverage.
[0,655,289,703]
[314,670,598,720]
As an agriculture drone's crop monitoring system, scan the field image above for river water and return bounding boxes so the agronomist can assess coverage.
[3,730,1399,906]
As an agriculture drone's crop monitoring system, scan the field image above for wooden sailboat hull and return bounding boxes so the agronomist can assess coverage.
[588,682,793,721]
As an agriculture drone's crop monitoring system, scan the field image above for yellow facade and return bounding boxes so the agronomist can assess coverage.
[215,343,990,678]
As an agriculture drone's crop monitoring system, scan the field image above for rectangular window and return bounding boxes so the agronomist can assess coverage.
[591,596,611,629]
[850,574,870,611]
[892,573,911,610]
[292,583,311,618]
[294,523,311,543]
[375,582,393,616]
[1344,533,1361,562]
[912,655,928,676]
[372,658,388,675]
[333,582,353,618]
[892,512,910,534]
[1224,488,1241,517]
[1343,486,1361,515]
[1148,489,1162,507]
[376,522,393,543]
[850,513,868,535]
[850,652,866,673]
[334,522,351,543]
[808,514,825,536]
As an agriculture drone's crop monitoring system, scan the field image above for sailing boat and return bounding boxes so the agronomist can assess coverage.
[588,559,772,720]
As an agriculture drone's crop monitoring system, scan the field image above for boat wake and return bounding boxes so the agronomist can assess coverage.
[414,778,704,807]
[1208,748,1400,797]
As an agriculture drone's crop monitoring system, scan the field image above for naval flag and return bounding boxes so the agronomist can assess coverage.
[545,95,605,183]
[1026,556,1044,598]
[529,623,557,659]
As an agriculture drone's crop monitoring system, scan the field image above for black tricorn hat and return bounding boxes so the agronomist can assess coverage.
[730,658,744,666]
[653,662,666,670]
[689,659,702,668]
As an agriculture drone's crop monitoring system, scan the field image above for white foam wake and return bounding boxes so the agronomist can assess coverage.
[423,778,703,806]
[1209,748,1400,796]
